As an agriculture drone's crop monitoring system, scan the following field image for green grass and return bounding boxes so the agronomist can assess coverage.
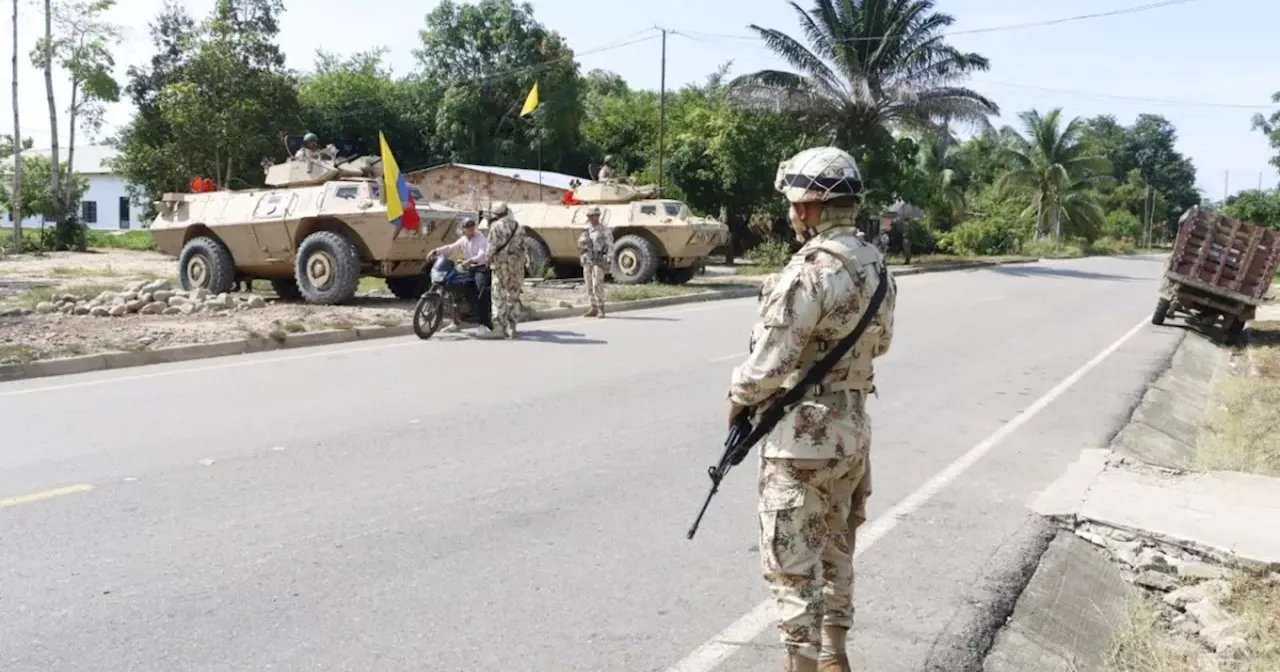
[608,283,704,302]
[1196,321,1280,476]
[0,344,38,363]
[0,228,156,253]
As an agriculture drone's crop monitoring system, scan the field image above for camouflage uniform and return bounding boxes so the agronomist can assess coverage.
[486,206,526,339]
[578,210,614,316]
[730,147,897,672]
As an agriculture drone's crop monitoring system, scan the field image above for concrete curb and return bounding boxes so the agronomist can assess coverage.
[0,257,1037,383]
[890,256,1039,276]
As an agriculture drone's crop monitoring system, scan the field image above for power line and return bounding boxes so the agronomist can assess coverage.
[676,0,1200,44]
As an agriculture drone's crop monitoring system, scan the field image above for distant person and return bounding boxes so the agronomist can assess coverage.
[577,206,613,317]
[598,155,616,181]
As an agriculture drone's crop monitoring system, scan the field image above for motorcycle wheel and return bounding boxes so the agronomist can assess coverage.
[413,291,444,340]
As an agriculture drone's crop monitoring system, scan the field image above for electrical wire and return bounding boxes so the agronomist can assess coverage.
[676,0,1201,44]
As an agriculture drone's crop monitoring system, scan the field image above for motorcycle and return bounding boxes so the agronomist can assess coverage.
[413,255,482,339]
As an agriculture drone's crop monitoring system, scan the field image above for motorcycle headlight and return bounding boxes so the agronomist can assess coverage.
[430,270,447,282]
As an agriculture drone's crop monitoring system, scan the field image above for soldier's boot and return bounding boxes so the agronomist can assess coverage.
[582,307,599,318]
[784,650,819,672]
[595,305,605,318]
[818,626,852,672]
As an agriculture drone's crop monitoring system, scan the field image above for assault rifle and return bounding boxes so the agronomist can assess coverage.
[686,262,889,540]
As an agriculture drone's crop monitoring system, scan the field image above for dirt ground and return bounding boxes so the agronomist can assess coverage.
[0,249,760,364]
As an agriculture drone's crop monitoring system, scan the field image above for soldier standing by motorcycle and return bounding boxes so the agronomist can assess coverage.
[578,206,613,317]
[484,202,526,339]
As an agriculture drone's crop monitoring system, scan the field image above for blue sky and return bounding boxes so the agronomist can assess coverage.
[2,0,1277,199]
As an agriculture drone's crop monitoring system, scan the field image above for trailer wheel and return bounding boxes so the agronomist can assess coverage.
[1225,318,1248,346]
[1152,297,1172,326]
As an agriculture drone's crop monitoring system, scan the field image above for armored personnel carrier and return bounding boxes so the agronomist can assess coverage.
[503,180,730,284]
[149,138,468,305]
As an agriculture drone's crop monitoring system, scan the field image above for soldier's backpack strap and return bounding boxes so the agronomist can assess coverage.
[489,220,521,259]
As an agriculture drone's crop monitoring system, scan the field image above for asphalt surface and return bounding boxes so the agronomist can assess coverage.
[1,255,1185,672]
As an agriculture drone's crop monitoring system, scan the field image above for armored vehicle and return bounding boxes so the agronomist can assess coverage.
[149,139,468,305]
[502,180,730,284]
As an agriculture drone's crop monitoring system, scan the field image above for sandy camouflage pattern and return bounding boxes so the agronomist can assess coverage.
[578,224,614,309]
[487,215,527,337]
[728,207,896,663]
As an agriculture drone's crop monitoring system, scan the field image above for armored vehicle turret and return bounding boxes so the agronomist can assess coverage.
[149,136,469,305]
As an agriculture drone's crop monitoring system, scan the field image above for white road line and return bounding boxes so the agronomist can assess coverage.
[0,298,754,397]
[710,352,747,363]
[664,317,1150,672]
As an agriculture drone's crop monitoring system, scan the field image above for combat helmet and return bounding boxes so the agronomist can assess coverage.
[775,147,864,203]
[490,201,510,218]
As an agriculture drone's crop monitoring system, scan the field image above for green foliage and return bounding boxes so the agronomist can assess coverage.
[0,155,90,221]
[1223,190,1280,229]
[1103,209,1143,241]
[53,214,89,252]
[746,238,794,270]
[1253,92,1280,179]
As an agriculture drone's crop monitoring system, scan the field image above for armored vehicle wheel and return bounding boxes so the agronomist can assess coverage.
[271,278,302,300]
[524,235,551,279]
[657,266,697,285]
[294,231,360,305]
[386,275,429,300]
[1152,297,1171,326]
[413,291,444,339]
[178,236,236,294]
[611,234,659,284]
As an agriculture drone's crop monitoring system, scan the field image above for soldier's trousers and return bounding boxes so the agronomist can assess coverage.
[758,452,871,661]
[491,259,524,336]
[583,263,607,309]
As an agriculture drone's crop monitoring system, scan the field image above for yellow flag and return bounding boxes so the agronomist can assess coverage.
[520,81,540,117]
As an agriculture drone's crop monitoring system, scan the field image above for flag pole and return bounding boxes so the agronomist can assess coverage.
[536,109,543,203]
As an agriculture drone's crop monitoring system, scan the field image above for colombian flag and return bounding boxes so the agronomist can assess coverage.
[378,131,420,231]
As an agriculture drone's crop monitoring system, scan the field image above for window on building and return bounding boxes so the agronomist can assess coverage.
[81,200,98,224]
[118,197,130,229]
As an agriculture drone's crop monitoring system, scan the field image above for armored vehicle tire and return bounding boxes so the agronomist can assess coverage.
[271,278,302,301]
[387,275,429,300]
[178,236,236,294]
[294,231,360,305]
[611,234,659,285]
[524,235,551,279]
[657,266,697,285]
[1152,297,1171,326]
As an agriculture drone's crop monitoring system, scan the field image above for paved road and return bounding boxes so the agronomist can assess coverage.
[1,255,1184,672]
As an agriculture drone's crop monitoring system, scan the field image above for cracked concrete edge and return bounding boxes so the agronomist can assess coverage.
[0,258,1042,384]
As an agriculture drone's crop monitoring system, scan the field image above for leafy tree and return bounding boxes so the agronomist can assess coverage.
[1222,189,1280,229]
[111,0,197,209]
[997,108,1111,240]
[414,0,585,173]
[49,0,121,212]
[727,0,998,206]
[0,154,89,225]
[916,127,966,230]
[1126,114,1199,223]
[298,49,436,169]
[1251,91,1280,180]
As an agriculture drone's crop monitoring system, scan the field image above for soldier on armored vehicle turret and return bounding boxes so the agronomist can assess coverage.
[598,155,616,181]
[294,133,336,162]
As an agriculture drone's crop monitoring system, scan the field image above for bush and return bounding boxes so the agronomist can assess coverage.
[1102,210,1143,241]
[1085,236,1135,255]
[942,218,1029,256]
[746,237,794,270]
[85,230,158,251]
[888,220,938,255]
[53,215,88,252]
[1023,238,1085,258]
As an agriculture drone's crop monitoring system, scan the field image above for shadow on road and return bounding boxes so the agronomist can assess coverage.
[989,265,1145,281]
[518,329,607,345]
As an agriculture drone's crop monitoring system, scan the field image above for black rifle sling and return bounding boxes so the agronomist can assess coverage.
[735,251,890,451]
[488,220,521,260]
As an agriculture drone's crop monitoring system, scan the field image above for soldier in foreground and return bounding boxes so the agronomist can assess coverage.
[485,202,526,339]
[727,147,897,672]
[577,206,614,317]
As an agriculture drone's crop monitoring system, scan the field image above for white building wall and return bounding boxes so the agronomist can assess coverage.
[7,174,146,232]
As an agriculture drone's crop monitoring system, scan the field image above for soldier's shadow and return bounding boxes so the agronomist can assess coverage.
[517,329,607,345]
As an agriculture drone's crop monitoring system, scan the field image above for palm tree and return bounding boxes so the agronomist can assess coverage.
[917,125,965,229]
[997,108,1112,239]
[728,0,999,152]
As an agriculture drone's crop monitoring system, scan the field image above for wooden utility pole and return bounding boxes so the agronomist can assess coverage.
[657,26,667,197]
